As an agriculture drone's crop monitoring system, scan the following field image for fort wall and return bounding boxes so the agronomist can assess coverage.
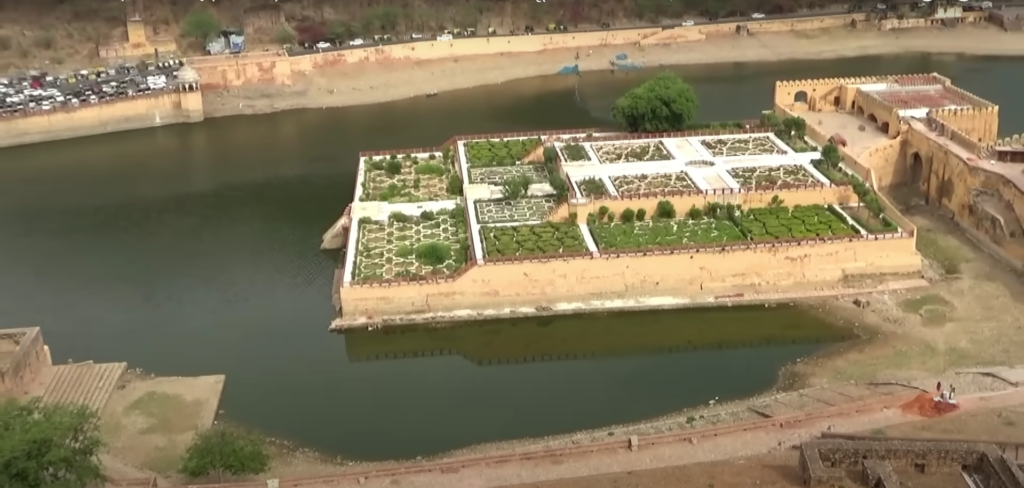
[0,91,204,148]
[340,237,921,319]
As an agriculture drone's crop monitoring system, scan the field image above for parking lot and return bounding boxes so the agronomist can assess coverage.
[1,59,185,118]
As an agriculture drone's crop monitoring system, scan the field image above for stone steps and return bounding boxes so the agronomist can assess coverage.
[41,361,127,414]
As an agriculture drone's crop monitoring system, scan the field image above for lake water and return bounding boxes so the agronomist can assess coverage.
[0,54,1020,460]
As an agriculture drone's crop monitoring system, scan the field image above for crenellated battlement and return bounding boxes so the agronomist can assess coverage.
[930,106,1000,145]
[943,84,996,108]
[926,111,985,156]
[774,76,887,90]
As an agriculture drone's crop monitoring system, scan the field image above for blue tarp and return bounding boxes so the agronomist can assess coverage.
[557,64,580,75]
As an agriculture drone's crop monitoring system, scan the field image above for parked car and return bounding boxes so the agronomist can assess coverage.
[411,33,424,39]
[315,41,331,49]
[437,34,453,41]
[349,38,364,46]
[681,20,695,26]
[750,12,767,18]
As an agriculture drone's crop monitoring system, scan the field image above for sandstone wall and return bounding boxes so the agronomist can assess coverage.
[903,124,1024,262]
[0,328,50,394]
[340,237,921,319]
[0,91,204,148]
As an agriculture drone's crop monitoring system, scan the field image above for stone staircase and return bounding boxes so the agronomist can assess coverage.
[41,361,127,414]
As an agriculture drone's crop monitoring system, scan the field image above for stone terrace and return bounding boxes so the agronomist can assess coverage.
[554,133,829,196]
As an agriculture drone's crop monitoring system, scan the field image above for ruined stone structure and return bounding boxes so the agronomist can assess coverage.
[97,0,177,59]
[0,327,52,395]
[775,73,1024,268]
[800,439,1024,487]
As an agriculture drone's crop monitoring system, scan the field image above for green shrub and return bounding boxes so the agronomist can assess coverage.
[412,177,420,189]
[369,159,385,171]
[414,241,452,266]
[395,244,414,258]
[480,222,587,257]
[568,212,578,223]
[500,175,532,200]
[621,208,635,223]
[655,200,676,219]
[687,205,703,220]
[447,173,463,196]
[606,211,616,222]
[389,212,410,223]
[413,162,446,176]
[428,153,437,160]
[598,206,610,218]
[385,160,403,175]
[389,154,399,161]
[358,216,374,225]
[543,146,558,165]
[465,138,543,167]
[420,210,436,221]
[635,208,647,221]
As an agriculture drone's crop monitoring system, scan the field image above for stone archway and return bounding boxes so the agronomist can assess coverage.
[910,152,924,185]
[867,113,878,124]
[855,105,864,117]
[880,121,890,135]
[833,96,841,108]
[794,90,809,104]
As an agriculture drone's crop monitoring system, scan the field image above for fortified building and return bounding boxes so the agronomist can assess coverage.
[775,73,1024,265]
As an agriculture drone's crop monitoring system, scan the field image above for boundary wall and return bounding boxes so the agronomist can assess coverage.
[0,327,51,394]
[0,90,204,148]
[190,14,868,89]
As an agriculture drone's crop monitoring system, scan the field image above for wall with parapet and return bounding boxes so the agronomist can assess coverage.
[931,106,1000,145]
[340,237,920,319]
[0,90,204,148]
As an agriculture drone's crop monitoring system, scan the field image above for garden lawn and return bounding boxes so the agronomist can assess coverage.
[465,138,543,167]
[589,219,745,250]
[739,204,856,242]
[481,222,588,257]
[843,206,900,234]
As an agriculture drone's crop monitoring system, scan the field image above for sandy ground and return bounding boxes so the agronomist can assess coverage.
[495,391,1024,488]
[99,372,226,482]
[204,25,1024,118]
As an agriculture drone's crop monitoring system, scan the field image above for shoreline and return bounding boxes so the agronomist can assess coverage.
[204,26,1024,118]
[330,278,930,330]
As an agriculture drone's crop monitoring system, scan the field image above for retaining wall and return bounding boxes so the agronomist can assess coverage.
[340,236,921,320]
[0,91,204,148]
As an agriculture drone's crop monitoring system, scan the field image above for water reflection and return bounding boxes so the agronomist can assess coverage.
[344,305,854,366]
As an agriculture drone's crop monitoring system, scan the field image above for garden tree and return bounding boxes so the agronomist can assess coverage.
[0,398,105,488]
[328,19,354,42]
[820,143,842,167]
[180,426,270,482]
[760,111,782,129]
[181,7,221,41]
[611,73,699,133]
[780,116,807,139]
[363,6,401,33]
[500,175,531,200]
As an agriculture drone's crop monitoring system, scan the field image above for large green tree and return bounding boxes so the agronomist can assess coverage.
[180,426,270,482]
[180,7,222,41]
[0,398,105,488]
[611,72,699,133]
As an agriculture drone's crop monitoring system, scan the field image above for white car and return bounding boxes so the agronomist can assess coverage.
[681,20,695,26]
[437,34,453,41]
[411,33,424,39]
[876,3,887,8]
[349,38,364,46]
[751,12,767,18]
[315,41,331,49]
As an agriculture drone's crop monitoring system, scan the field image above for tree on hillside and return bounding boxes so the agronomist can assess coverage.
[611,72,699,133]
[181,7,222,41]
[180,426,270,482]
[0,398,105,488]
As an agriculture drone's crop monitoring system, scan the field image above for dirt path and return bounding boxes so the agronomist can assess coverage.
[203,26,1024,117]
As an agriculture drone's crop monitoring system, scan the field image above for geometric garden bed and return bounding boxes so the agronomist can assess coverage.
[353,208,469,282]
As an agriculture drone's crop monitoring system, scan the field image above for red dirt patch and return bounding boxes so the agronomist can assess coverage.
[900,393,960,418]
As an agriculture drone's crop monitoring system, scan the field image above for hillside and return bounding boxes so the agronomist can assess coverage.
[0,0,831,72]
